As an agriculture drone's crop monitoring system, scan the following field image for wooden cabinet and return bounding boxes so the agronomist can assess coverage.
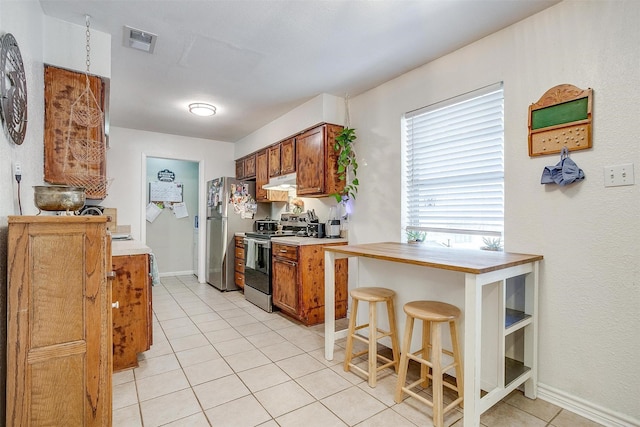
[236,154,257,180]
[234,236,245,289]
[271,242,348,325]
[281,137,296,175]
[7,216,112,426]
[112,254,153,371]
[295,124,344,197]
[268,137,296,178]
[268,143,282,177]
[255,149,269,201]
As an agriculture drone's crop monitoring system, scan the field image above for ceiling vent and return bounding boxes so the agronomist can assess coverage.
[122,26,157,54]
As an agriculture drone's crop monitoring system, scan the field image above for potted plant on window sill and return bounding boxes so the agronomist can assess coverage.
[481,237,503,251]
[406,229,427,244]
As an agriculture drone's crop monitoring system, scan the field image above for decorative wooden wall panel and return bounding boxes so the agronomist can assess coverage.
[44,65,108,198]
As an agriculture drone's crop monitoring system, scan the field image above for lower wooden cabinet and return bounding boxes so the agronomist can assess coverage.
[234,236,245,289]
[7,216,112,426]
[112,253,153,371]
[272,242,348,325]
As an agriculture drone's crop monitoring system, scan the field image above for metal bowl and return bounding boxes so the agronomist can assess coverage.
[33,185,86,212]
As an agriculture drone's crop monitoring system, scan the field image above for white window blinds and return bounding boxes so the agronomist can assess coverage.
[404,83,504,236]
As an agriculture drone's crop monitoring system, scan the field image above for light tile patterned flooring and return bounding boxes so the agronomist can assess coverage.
[113,275,604,427]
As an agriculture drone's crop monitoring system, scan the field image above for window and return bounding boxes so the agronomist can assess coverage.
[403,83,504,249]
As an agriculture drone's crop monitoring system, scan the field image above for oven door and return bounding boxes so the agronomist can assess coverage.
[243,238,271,295]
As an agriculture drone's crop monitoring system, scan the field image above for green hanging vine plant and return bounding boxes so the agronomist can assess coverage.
[332,126,359,203]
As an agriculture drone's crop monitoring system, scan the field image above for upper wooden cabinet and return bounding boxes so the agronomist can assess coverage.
[268,144,281,177]
[235,153,257,180]
[280,137,296,175]
[255,149,269,201]
[268,137,296,178]
[296,124,344,197]
[7,216,112,425]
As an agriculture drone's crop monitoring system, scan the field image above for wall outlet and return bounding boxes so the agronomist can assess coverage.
[13,161,22,176]
[604,163,634,187]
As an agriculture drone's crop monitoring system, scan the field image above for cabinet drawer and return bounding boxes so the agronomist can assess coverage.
[235,259,244,273]
[234,271,245,287]
[235,247,245,260]
[272,243,298,261]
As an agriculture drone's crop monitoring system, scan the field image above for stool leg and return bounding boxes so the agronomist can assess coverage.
[368,300,378,387]
[421,320,431,388]
[450,319,464,408]
[394,315,414,403]
[432,322,443,427]
[343,298,359,372]
[386,298,400,373]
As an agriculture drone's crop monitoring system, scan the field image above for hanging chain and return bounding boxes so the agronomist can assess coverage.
[85,15,91,74]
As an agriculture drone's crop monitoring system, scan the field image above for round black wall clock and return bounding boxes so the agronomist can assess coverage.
[0,33,28,145]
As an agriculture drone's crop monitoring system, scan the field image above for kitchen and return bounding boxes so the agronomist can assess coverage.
[1,1,639,427]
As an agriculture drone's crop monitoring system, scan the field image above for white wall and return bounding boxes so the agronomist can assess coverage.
[104,126,236,280]
[348,0,639,424]
[0,0,47,420]
[235,93,345,157]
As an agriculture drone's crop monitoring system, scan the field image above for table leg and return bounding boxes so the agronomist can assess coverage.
[463,273,482,427]
[324,250,337,360]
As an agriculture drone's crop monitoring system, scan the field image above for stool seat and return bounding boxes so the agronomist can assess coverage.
[395,300,464,427]
[344,287,400,388]
[350,287,396,302]
[403,300,461,322]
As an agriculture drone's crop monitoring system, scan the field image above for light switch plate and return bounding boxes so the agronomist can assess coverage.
[604,163,634,187]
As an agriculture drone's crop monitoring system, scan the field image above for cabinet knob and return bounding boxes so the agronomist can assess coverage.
[112,301,120,309]
[107,271,116,279]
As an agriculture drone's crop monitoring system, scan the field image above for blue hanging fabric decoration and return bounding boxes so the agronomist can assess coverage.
[541,146,585,186]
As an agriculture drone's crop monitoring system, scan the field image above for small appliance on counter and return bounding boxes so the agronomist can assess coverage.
[307,222,325,238]
[254,219,279,232]
[326,219,341,238]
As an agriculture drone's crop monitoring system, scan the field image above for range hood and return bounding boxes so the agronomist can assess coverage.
[262,173,297,190]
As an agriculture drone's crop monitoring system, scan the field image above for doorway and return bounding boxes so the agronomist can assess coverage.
[145,157,200,277]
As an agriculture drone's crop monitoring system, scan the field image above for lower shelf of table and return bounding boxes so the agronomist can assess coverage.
[505,356,531,386]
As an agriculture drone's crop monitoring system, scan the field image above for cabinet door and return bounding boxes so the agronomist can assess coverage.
[272,258,298,316]
[7,217,111,426]
[268,144,281,177]
[296,125,325,195]
[281,138,296,174]
[244,153,257,179]
[112,254,151,371]
[255,150,268,201]
[235,159,245,179]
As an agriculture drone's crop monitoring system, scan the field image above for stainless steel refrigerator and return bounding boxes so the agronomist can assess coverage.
[206,177,257,291]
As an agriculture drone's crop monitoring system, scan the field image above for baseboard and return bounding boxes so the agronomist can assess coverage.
[537,383,639,427]
[158,270,195,277]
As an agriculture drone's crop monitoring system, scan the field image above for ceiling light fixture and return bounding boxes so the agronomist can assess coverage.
[188,103,217,117]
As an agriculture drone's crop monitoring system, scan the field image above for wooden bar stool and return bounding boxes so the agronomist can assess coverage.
[343,287,400,387]
[394,301,464,427]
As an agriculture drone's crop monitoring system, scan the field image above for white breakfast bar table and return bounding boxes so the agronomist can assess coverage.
[324,242,543,427]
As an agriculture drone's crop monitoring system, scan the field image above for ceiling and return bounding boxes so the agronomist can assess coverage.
[39,0,559,143]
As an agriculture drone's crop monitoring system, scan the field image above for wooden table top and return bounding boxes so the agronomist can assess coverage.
[324,242,543,275]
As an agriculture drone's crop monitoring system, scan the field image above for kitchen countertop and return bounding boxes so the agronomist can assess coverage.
[112,239,152,256]
[270,236,348,246]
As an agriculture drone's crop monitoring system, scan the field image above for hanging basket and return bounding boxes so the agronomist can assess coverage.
[70,87,104,128]
[69,137,105,165]
[64,174,113,199]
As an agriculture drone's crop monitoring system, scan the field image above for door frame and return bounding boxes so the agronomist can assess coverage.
[141,153,207,283]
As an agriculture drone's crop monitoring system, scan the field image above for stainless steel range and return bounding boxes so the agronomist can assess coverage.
[243,230,294,312]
